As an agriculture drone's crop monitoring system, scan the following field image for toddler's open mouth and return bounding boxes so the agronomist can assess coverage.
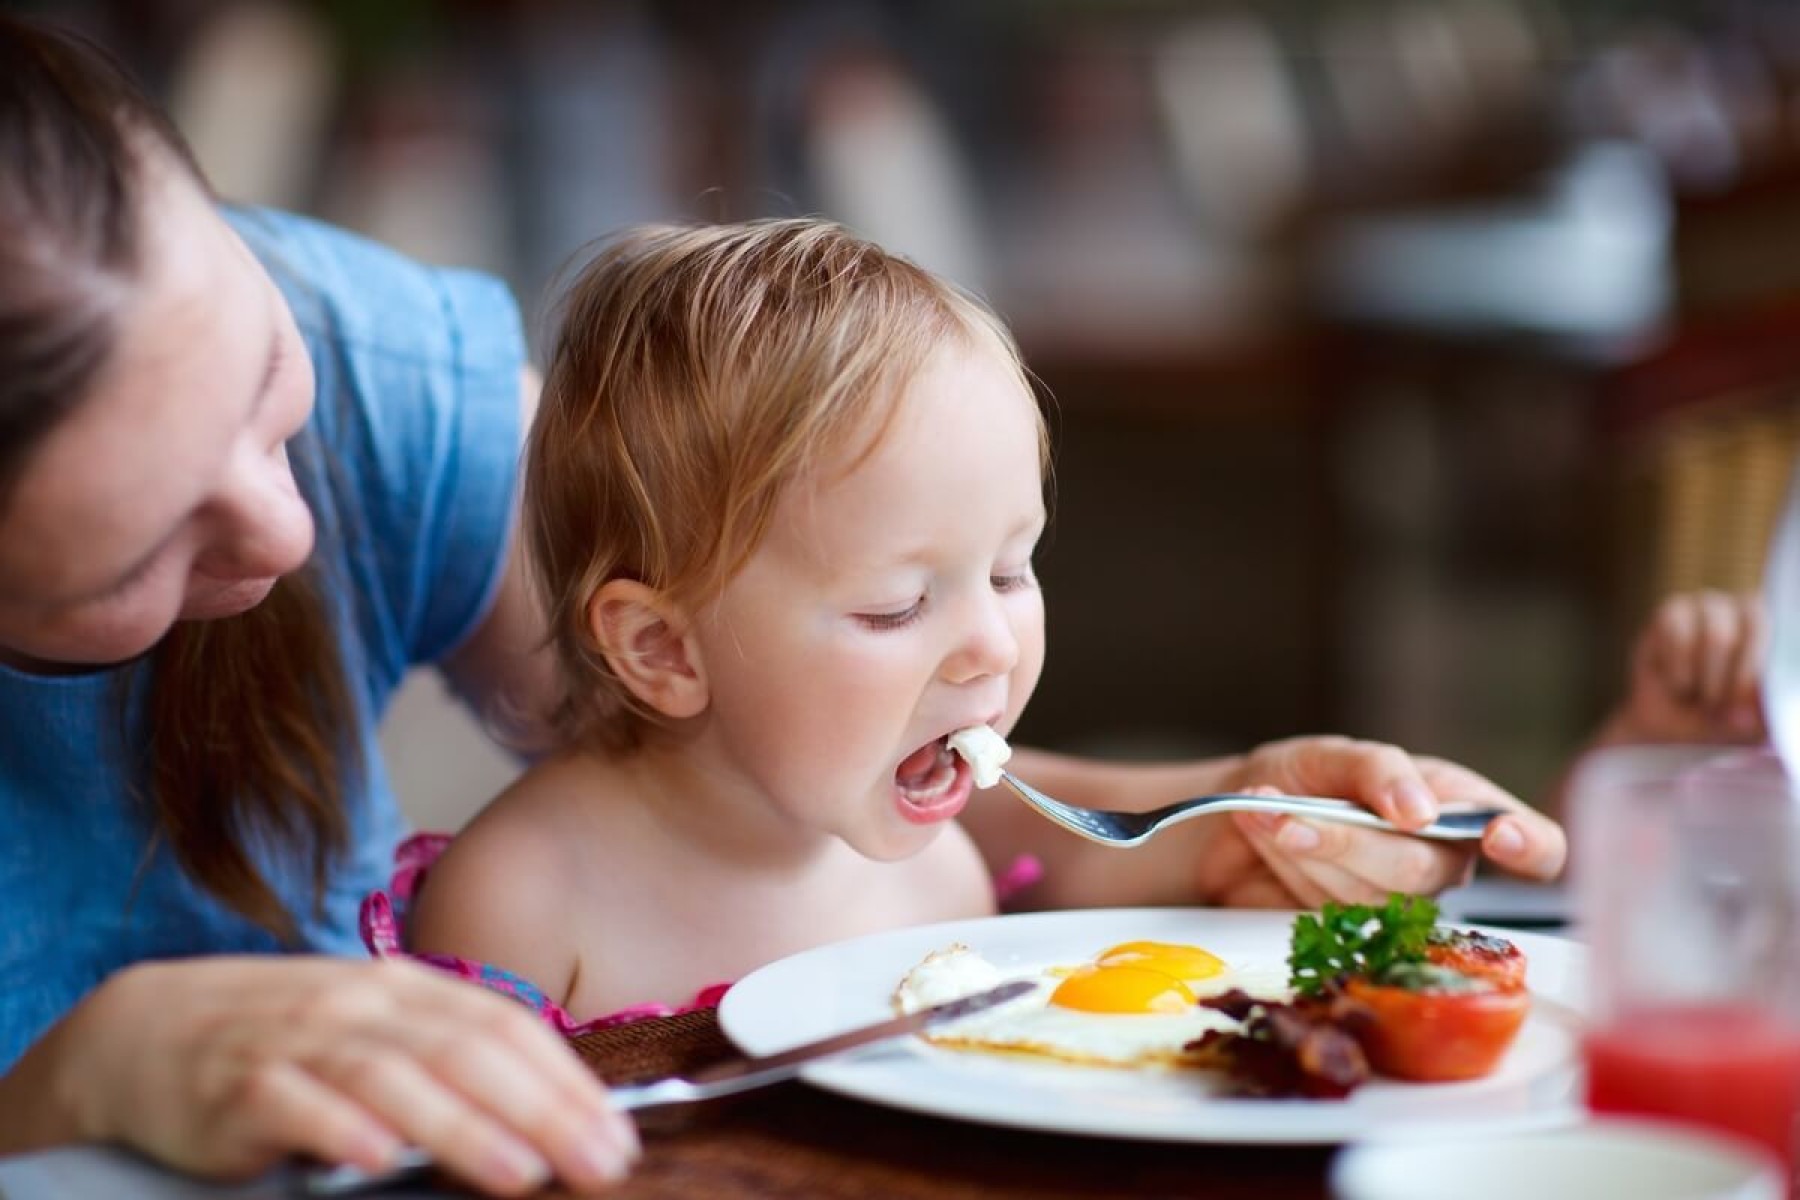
[891,724,1011,825]
[895,736,962,807]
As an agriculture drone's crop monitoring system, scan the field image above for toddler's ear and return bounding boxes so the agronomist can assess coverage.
[588,580,708,719]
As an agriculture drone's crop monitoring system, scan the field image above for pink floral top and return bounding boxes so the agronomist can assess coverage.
[358,832,1044,1034]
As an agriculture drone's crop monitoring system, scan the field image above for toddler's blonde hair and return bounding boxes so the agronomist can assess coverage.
[527,218,1043,752]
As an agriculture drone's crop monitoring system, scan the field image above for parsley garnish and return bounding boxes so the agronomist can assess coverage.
[1288,893,1439,995]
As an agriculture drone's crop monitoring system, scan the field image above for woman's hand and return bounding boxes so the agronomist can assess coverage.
[1208,736,1566,909]
[6,956,637,1195]
[972,741,1565,912]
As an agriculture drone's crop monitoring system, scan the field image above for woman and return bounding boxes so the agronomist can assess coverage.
[0,13,1563,1197]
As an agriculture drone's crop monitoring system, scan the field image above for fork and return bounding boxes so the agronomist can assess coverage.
[997,771,1502,848]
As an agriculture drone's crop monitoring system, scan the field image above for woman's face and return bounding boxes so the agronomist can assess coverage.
[0,156,316,669]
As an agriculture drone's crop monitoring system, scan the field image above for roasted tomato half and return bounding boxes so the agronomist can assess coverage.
[1343,966,1531,1082]
[1425,928,1528,991]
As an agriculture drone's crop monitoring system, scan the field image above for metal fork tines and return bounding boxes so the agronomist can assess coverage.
[997,771,1502,849]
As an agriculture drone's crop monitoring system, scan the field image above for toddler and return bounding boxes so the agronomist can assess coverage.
[370,220,1049,1026]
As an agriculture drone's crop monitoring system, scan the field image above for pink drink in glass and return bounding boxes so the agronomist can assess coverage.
[1586,1006,1800,1194]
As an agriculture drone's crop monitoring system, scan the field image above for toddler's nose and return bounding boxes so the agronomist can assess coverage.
[943,593,1020,684]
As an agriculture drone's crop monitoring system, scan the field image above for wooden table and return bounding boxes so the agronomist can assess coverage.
[559,1009,1336,1200]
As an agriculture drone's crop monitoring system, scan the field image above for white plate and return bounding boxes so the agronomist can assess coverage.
[718,907,1586,1144]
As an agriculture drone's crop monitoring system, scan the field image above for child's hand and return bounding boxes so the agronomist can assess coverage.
[1613,590,1766,745]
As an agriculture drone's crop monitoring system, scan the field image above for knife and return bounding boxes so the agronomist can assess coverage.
[300,977,1035,1197]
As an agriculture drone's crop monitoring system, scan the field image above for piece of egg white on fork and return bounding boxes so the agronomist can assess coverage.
[948,725,1012,788]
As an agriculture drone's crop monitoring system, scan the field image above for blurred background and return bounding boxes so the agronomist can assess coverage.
[13,0,1800,831]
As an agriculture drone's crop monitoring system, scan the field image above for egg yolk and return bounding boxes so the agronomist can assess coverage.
[1095,941,1226,986]
[1049,964,1196,1014]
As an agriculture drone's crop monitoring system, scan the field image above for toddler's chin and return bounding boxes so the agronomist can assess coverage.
[854,821,946,865]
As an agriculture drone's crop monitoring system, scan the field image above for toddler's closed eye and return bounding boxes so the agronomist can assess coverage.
[856,599,925,630]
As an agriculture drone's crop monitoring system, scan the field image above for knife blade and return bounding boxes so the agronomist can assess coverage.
[300,977,1034,1196]
[632,975,1035,1103]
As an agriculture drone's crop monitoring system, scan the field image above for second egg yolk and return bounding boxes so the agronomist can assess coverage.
[1095,941,1226,986]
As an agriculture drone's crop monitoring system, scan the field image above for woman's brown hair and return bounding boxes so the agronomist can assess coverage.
[528,219,1045,754]
[0,14,355,943]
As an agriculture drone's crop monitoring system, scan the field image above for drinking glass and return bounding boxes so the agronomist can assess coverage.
[1573,747,1800,1196]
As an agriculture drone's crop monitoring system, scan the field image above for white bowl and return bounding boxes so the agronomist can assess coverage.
[1332,1118,1786,1200]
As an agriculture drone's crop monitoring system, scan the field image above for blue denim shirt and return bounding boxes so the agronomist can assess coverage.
[0,208,524,1070]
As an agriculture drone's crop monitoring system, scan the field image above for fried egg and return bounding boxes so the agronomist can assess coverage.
[893,940,1289,1068]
